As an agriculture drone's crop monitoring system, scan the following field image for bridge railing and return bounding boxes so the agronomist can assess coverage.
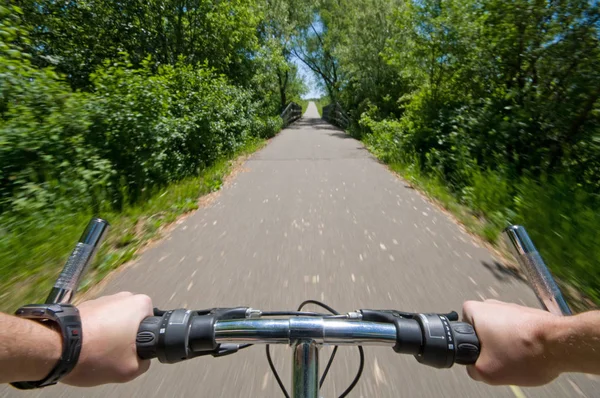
[280,102,303,127]
[322,102,350,129]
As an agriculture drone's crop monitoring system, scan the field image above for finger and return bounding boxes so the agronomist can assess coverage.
[462,301,477,324]
[133,294,154,317]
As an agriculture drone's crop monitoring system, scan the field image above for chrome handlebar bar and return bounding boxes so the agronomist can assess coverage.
[214,317,398,346]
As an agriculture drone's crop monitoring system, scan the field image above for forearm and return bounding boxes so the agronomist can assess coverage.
[546,311,600,376]
[0,312,61,383]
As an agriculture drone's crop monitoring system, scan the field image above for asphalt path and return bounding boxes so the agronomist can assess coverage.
[5,102,598,397]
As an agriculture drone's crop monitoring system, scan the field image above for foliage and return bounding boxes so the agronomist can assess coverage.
[1,54,276,213]
[88,59,277,205]
[294,99,309,115]
[514,177,600,304]
[292,14,342,101]
[1,4,110,214]
[322,0,406,123]
[258,0,312,111]
[16,0,263,89]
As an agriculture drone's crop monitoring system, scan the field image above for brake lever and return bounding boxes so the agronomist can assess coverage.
[359,309,459,323]
[210,344,241,357]
[441,311,459,321]
[358,309,416,323]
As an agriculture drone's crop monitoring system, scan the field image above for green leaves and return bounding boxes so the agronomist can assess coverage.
[16,0,266,89]
[0,2,284,215]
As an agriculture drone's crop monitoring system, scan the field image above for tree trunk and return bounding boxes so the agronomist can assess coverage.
[278,69,289,111]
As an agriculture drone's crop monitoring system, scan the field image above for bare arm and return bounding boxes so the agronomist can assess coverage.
[1,292,153,386]
[549,310,600,376]
[463,299,600,386]
[0,313,62,383]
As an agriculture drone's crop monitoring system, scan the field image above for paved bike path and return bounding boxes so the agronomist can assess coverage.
[6,102,598,397]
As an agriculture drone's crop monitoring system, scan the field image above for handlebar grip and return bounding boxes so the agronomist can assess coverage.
[450,322,480,365]
[136,316,162,360]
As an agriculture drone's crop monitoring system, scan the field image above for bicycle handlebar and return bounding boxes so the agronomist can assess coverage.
[136,307,479,369]
[214,317,398,345]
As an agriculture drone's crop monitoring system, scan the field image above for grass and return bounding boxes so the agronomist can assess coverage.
[295,99,308,115]
[0,138,266,313]
[315,97,330,117]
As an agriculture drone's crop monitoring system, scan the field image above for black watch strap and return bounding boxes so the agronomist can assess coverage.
[11,304,82,389]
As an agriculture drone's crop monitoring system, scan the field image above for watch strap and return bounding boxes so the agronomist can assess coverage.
[11,304,82,389]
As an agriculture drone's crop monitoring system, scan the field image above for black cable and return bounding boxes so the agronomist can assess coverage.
[266,344,290,398]
[339,346,365,398]
[319,346,338,387]
[261,311,329,317]
[297,299,340,315]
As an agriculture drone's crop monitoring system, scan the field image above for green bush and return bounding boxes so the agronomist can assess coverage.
[461,168,512,220]
[1,50,278,213]
[1,8,111,214]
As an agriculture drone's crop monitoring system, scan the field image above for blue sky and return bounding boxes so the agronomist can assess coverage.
[292,56,325,99]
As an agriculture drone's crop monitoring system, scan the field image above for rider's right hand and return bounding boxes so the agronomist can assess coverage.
[62,292,154,387]
[462,299,561,386]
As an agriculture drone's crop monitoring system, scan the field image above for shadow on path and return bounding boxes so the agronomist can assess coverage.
[326,131,354,140]
[481,260,527,284]
[287,116,343,132]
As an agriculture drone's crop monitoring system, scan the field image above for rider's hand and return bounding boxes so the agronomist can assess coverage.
[462,299,560,386]
[61,292,153,386]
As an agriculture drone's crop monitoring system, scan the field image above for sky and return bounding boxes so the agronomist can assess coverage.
[292,55,325,99]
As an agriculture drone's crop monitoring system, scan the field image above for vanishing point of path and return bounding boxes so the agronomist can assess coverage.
[6,102,598,397]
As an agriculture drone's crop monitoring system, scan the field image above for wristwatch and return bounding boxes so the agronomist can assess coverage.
[10,303,82,389]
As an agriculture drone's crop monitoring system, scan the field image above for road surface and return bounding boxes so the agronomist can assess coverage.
[6,102,598,397]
